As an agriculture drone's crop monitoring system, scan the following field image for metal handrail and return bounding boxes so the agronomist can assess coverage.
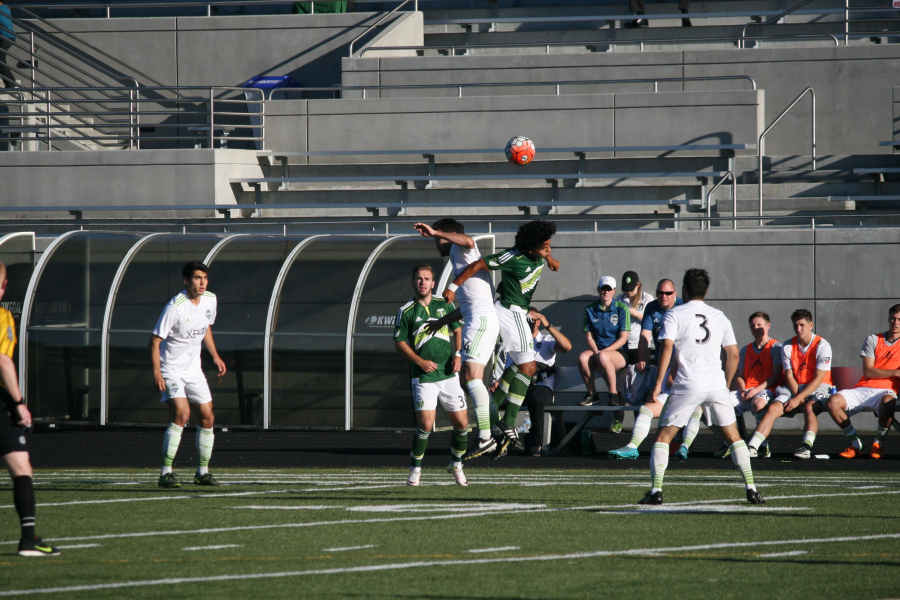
[266,75,757,99]
[360,34,841,56]
[705,171,737,230]
[348,0,414,58]
[757,87,815,226]
[739,0,815,49]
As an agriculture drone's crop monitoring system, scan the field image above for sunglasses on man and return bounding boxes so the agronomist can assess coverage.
[656,290,675,296]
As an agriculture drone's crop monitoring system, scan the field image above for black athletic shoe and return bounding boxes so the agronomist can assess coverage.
[746,489,766,505]
[463,436,497,460]
[491,423,517,460]
[624,17,648,28]
[578,392,595,406]
[194,472,222,486]
[638,490,663,505]
[158,472,181,488]
[18,537,60,557]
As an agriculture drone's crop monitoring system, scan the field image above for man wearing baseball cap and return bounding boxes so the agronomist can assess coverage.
[578,276,630,413]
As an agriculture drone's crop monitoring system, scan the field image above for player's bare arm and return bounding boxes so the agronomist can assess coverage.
[861,354,900,380]
[651,338,675,402]
[414,223,475,249]
[636,329,652,372]
[531,310,572,353]
[442,258,488,304]
[723,344,740,389]
[149,335,166,391]
[785,368,828,412]
[424,307,462,334]
[451,328,462,374]
[606,330,629,353]
[546,252,561,272]
[749,364,783,399]
[0,353,21,402]
[203,327,227,377]
[585,331,601,357]
[395,340,437,373]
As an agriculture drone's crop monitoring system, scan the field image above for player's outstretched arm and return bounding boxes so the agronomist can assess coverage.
[149,335,167,391]
[424,307,463,334]
[203,328,227,377]
[546,252,561,272]
[723,344,740,390]
[443,259,488,304]
[394,341,437,373]
[414,223,475,249]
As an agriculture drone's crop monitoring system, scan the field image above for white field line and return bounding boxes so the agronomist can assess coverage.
[468,546,519,553]
[182,544,242,551]
[323,545,376,552]
[55,544,101,549]
[601,506,809,514]
[1,488,895,547]
[757,550,810,557]
[2,533,899,597]
[235,505,340,510]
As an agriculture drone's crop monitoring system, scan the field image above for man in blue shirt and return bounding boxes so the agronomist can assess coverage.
[578,276,630,412]
[0,2,17,89]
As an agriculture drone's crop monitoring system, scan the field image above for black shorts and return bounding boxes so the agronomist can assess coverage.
[625,348,640,365]
[0,412,28,456]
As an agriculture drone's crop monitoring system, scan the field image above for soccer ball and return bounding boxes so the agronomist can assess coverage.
[505,136,536,165]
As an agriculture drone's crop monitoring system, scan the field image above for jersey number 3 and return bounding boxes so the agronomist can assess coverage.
[694,315,711,344]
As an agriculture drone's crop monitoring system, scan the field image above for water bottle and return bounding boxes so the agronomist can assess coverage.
[514,419,532,435]
[829,386,838,398]
[581,429,592,455]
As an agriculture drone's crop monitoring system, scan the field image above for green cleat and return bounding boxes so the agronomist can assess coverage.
[713,444,731,459]
[607,446,639,459]
[609,419,623,434]
[158,473,181,488]
[194,472,222,486]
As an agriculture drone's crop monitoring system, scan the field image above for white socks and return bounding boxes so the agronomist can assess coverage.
[196,427,215,475]
[466,379,493,441]
[161,423,183,476]
[628,406,653,450]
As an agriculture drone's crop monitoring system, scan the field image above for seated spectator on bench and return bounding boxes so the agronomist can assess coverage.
[613,270,654,427]
[722,312,783,458]
[747,309,832,460]
[578,277,630,434]
[625,0,692,29]
[492,309,572,456]
[826,304,900,460]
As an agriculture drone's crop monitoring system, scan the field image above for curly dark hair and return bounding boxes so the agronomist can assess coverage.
[682,268,710,299]
[432,218,465,234]
[514,220,557,254]
[182,261,209,280]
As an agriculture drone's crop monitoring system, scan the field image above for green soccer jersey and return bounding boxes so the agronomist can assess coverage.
[483,248,545,309]
[394,296,462,383]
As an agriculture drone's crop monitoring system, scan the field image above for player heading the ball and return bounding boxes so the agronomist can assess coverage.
[150,262,227,488]
[444,220,560,458]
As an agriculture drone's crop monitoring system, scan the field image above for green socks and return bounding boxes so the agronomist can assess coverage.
[410,428,430,467]
[451,428,468,463]
[502,370,532,427]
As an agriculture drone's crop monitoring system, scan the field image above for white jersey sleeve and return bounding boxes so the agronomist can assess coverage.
[152,302,179,340]
[781,342,793,371]
[449,243,495,318]
[815,338,833,371]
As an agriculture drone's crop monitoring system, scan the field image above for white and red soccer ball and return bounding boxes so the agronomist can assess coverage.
[505,136,536,165]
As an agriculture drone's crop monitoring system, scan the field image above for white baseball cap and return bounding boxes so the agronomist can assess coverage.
[598,276,616,290]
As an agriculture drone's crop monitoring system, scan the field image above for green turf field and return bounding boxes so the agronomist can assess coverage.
[1,467,898,599]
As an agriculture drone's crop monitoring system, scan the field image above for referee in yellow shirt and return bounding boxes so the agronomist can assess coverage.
[0,261,59,556]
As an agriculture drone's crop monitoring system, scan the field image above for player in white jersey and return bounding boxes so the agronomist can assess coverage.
[150,262,227,488]
[639,268,764,506]
[415,219,502,458]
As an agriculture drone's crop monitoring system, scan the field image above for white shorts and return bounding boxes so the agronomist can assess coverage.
[412,376,468,413]
[461,311,500,366]
[840,386,897,417]
[495,302,535,364]
[774,383,831,405]
[159,371,212,404]
[660,389,735,428]
[730,389,775,416]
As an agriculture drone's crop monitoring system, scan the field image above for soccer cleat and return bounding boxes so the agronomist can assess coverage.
[491,424,518,460]
[758,443,771,459]
[673,445,689,460]
[158,472,181,488]
[609,419,623,434]
[748,446,759,458]
[447,462,468,486]
[407,467,421,486]
[638,490,663,505]
[746,489,766,505]
[608,446,639,459]
[839,445,861,459]
[793,446,812,460]
[530,445,542,457]
[578,393,595,407]
[463,437,497,460]
[870,441,882,460]
[18,537,60,557]
[194,472,222,486]
[713,444,731,459]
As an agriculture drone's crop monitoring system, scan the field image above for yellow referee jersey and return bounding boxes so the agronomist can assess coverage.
[0,307,16,389]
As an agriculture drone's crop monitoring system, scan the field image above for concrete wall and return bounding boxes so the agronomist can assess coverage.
[29,12,422,89]
[264,89,763,161]
[894,86,899,142]
[0,149,262,218]
[343,45,900,157]
[503,227,900,431]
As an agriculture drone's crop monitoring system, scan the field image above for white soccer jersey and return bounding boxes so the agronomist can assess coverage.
[449,243,495,317]
[781,336,832,372]
[153,291,217,375]
[659,300,737,393]
[616,291,654,350]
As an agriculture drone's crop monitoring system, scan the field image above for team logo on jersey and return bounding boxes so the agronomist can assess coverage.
[611,314,619,326]
[5,326,12,342]
[206,309,212,320]
[437,309,445,316]
[18,436,25,446]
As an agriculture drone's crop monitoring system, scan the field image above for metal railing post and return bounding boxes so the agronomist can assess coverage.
[705,171,735,231]
[209,88,215,148]
[29,32,35,92]
[757,87,815,226]
[844,0,849,45]
[45,89,51,151]
[129,88,134,149]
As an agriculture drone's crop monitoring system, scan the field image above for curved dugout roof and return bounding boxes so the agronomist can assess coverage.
[0,232,36,326]
[17,232,495,430]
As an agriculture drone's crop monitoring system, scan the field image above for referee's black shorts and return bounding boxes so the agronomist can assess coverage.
[0,389,28,456]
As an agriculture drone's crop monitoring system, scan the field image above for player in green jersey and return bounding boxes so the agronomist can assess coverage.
[395,264,469,486]
[444,221,560,457]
